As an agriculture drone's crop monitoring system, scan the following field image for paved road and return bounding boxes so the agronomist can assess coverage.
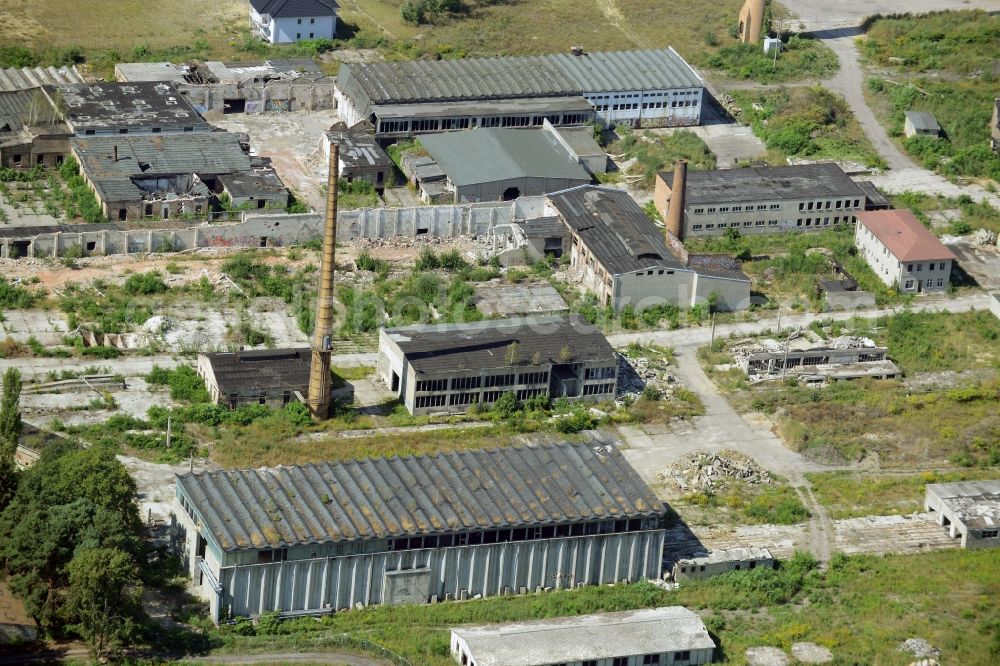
[784,0,1000,31]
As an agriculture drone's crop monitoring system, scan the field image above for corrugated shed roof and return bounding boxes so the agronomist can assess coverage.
[0,89,50,132]
[419,129,591,187]
[343,57,580,104]
[342,47,701,106]
[856,209,957,262]
[453,607,715,666]
[385,314,615,374]
[905,110,940,132]
[177,442,663,551]
[658,162,863,205]
[71,133,253,201]
[549,185,688,275]
[202,348,310,395]
[0,66,83,92]
[551,47,702,92]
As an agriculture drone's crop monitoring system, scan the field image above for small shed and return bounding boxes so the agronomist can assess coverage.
[904,111,941,139]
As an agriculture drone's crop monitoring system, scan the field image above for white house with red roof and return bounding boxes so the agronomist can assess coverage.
[855,209,957,293]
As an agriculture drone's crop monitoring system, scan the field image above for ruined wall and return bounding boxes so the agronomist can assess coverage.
[336,200,526,241]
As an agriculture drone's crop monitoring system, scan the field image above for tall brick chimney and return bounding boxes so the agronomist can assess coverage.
[666,159,687,240]
[307,143,338,420]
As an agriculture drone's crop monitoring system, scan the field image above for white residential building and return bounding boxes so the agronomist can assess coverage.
[249,0,338,44]
[854,209,956,293]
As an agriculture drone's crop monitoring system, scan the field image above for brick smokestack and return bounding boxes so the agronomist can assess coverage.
[666,159,687,240]
[307,143,338,420]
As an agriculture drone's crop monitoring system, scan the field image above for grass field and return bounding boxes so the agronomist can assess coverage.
[210,549,1000,665]
[861,10,1000,183]
[807,469,1000,520]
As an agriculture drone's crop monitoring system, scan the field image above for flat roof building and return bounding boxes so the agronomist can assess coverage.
[450,606,716,666]
[925,480,1000,549]
[416,128,592,204]
[322,127,393,193]
[672,547,774,582]
[855,209,957,293]
[197,348,310,408]
[174,442,667,622]
[53,82,209,136]
[378,315,619,415]
[547,186,750,312]
[729,335,899,383]
[336,47,703,140]
[653,163,868,239]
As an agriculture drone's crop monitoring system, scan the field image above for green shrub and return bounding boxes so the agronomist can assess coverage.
[123,271,168,295]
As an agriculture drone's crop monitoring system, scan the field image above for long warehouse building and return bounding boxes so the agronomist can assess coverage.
[336,47,704,141]
[174,442,668,622]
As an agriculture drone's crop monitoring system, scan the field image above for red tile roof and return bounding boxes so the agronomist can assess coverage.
[856,209,957,262]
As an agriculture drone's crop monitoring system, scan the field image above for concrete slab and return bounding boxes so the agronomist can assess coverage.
[832,512,960,555]
[746,646,789,666]
[945,240,1000,291]
[791,643,833,664]
[0,308,67,345]
[787,0,1000,32]
[474,280,568,317]
[648,123,766,169]
[867,168,1000,208]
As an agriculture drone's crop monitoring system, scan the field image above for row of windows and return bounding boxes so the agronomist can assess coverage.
[634,268,676,276]
[582,382,615,395]
[451,376,481,390]
[585,366,616,380]
[589,89,697,101]
[484,373,515,388]
[415,394,446,409]
[79,126,193,136]
[378,113,586,135]
[519,371,549,385]
[903,278,945,289]
[692,220,780,231]
[906,261,947,272]
[415,378,447,393]
[693,203,779,214]
[295,17,318,24]
[517,388,546,400]
[798,198,861,211]
[796,216,855,227]
[386,518,650,552]
[449,392,479,406]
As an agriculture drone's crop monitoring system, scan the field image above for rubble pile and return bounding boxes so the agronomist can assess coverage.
[615,351,677,398]
[898,639,941,661]
[971,228,996,246]
[826,335,877,349]
[657,450,772,492]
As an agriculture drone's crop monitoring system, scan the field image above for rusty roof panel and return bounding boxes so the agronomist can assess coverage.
[177,442,662,552]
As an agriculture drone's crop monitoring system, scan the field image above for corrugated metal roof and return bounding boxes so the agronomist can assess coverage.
[0,66,83,92]
[419,128,591,187]
[659,162,863,205]
[202,348,310,395]
[71,133,254,202]
[551,47,702,92]
[905,110,940,132]
[548,186,688,275]
[453,607,715,666]
[385,314,615,375]
[176,442,663,552]
[341,48,701,106]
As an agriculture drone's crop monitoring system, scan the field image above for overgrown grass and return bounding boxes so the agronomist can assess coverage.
[807,469,1000,519]
[679,481,810,526]
[207,549,1000,666]
[705,34,838,84]
[862,10,1000,182]
[889,191,1000,236]
[610,128,716,189]
[732,87,885,169]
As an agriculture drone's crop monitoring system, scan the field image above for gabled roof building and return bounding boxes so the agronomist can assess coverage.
[547,186,750,312]
[197,348,310,408]
[336,47,703,141]
[854,209,956,293]
[249,0,339,44]
[174,442,668,622]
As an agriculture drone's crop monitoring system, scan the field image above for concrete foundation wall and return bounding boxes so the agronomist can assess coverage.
[215,529,664,620]
[336,200,533,241]
[691,273,752,311]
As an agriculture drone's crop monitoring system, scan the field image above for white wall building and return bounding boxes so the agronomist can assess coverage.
[249,0,338,44]
[854,209,956,293]
[450,607,716,666]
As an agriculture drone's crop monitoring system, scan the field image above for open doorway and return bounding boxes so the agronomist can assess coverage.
[502,186,520,201]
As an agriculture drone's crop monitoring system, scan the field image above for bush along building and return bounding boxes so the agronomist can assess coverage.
[335,47,703,142]
[173,442,668,622]
[653,163,887,239]
[377,315,619,416]
[547,185,751,312]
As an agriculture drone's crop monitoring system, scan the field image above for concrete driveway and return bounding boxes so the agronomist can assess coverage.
[784,0,1000,31]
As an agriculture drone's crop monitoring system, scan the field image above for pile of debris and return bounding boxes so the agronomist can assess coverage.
[615,351,677,398]
[971,228,997,247]
[826,335,877,349]
[657,450,772,492]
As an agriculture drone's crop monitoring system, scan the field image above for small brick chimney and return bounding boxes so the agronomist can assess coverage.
[666,159,687,240]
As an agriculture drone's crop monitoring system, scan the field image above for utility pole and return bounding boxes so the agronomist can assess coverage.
[710,312,717,349]
[166,416,172,449]
[773,18,783,67]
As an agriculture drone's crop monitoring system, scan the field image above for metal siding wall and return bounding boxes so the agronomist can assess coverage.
[219,531,663,617]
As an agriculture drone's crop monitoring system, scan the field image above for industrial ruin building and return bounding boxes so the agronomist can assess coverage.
[70,133,286,221]
[173,442,668,622]
[321,127,393,193]
[450,607,716,666]
[855,209,956,293]
[197,349,311,408]
[547,185,750,312]
[672,547,774,582]
[335,47,704,142]
[0,88,71,169]
[377,315,619,416]
[249,0,339,44]
[904,111,941,139]
[925,480,1000,549]
[653,163,877,239]
[413,127,593,204]
[730,334,899,383]
[115,59,337,115]
[55,82,210,136]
